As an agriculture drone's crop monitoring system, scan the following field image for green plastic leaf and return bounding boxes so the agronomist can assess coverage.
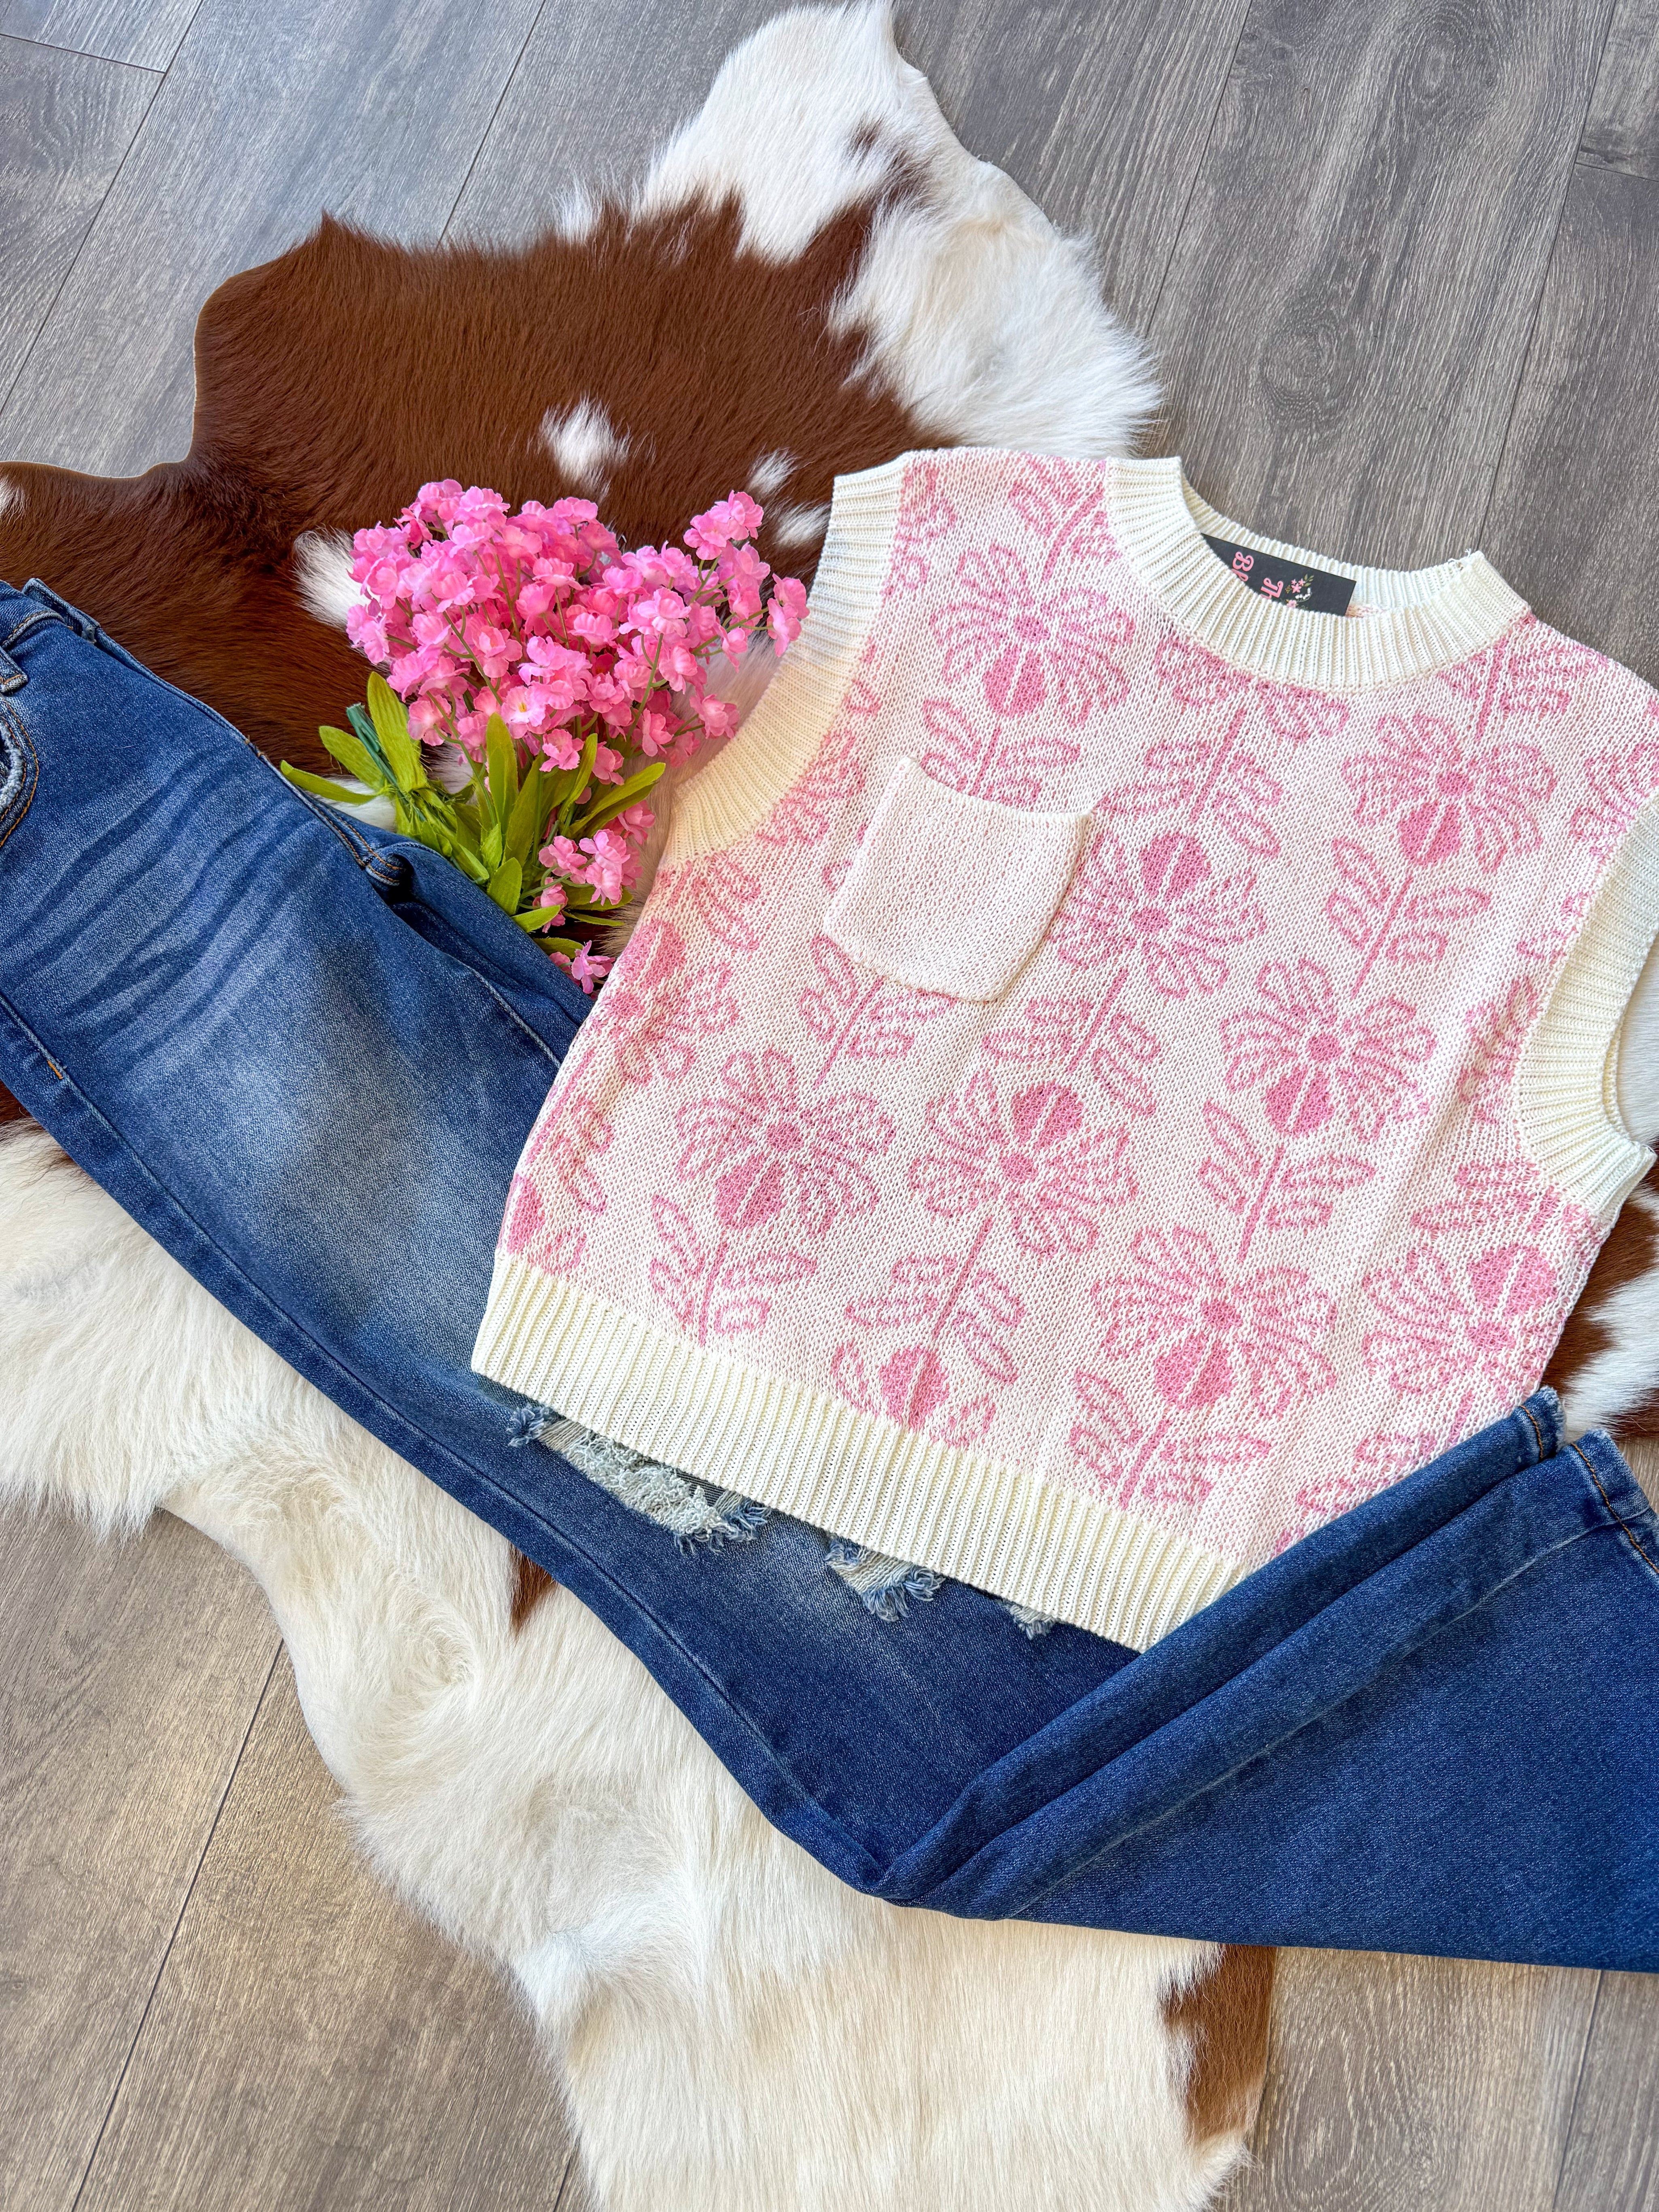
[484,712,519,825]
[481,819,505,872]
[318,723,389,794]
[505,763,545,866]
[570,758,666,837]
[442,804,482,858]
[486,856,523,913]
[417,790,460,836]
[345,701,388,773]
[515,904,561,932]
[554,732,600,827]
[449,841,490,884]
[367,673,425,792]
[537,765,579,815]
[280,762,376,807]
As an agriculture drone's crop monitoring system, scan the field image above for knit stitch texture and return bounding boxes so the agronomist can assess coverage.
[473,450,1659,1646]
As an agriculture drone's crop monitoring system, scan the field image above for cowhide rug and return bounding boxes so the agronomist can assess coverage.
[4,5,1657,2202]
[0,8,1275,2209]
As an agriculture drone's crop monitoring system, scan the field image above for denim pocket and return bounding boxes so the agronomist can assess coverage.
[824,756,1089,1001]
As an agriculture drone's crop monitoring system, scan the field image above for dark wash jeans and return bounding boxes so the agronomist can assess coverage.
[2,577,1655,1970]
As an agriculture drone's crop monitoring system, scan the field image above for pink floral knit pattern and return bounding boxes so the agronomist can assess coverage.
[499,449,1657,1580]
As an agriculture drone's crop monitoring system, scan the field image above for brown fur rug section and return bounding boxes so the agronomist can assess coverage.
[1164,1945,1277,2147]
[1544,1165,1659,1440]
[0,199,921,775]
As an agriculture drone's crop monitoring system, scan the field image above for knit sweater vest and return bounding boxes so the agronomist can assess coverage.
[473,451,1659,1648]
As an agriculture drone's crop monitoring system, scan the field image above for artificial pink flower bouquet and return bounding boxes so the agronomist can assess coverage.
[282,481,808,990]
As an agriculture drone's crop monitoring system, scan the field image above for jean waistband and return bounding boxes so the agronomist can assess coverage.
[0,580,80,688]
[0,578,157,692]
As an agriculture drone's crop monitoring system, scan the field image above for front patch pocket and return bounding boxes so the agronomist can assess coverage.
[824,757,1090,1001]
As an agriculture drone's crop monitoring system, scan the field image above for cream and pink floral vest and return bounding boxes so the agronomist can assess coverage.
[474,451,1659,1647]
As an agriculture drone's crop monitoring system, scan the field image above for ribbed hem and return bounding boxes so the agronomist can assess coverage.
[1111,456,1530,690]
[473,1255,1242,1649]
[668,454,909,861]
[1518,795,1659,1219]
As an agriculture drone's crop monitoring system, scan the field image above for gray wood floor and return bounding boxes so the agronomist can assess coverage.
[2,1,1657,2206]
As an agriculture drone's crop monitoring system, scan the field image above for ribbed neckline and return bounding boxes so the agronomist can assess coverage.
[1110,456,1530,692]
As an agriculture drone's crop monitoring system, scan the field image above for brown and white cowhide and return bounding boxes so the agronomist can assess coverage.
[0,8,1271,2209]
[0,2,1152,772]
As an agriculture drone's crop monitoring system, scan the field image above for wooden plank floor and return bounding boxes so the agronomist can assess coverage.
[2,0,1657,2206]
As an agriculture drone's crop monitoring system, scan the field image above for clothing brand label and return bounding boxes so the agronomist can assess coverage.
[1203,533,1356,616]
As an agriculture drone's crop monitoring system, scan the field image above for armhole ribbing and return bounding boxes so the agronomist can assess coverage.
[666,454,910,862]
[1517,795,1659,1220]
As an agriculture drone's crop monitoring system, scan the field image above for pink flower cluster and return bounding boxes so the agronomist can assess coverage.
[348,481,806,760]
[344,480,808,983]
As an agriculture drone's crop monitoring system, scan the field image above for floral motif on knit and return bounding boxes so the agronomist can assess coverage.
[1273,1474,1368,1553]
[656,851,766,952]
[1275,1383,1533,1551]
[1341,709,1555,872]
[915,695,1083,807]
[1091,1226,1338,1418]
[908,1074,1135,1259]
[983,983,1163,1118]
[1345,1152,1598,1455]
[500,1174,586,1276]
[1322,623,1602,990]
[845,1250,1025,1386]
[754,677,877,846]
[833,1219,1029,1445]
[1006,456,1117,567]
[798,935,953,1082]
[1408,1155,1599,1265]
[1518,889,1593,963]
[1324,836,1492,984]
[675,1048,893,1237]
[1437,620,1603,722]
[1067,1371,1271,1511]
[1050,829,1266,997]
[830,1341,995,1447]
[1455,977,1542,1127]
[483,452,1659,1630]
[1351,1428,1446,1482]
[1273,1438,1422,1554]
[1145,633,1252,713]
[884,459,959,600]
[1102,632,1350,860]
[600,918,738,1084]
[647,1196,817,1346]
[930,542,1133,724]
[1153,636,1349,743]
[1220,957,1433,1141]
[1360,1241,1560,1398]
[1568,711,1659,860]
[1197,1103,1375,1264]
[526,1049,613,1216]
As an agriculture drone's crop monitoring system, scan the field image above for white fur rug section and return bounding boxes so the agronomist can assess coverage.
[0,1126,1235,2212]
[640,2,1158,456]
